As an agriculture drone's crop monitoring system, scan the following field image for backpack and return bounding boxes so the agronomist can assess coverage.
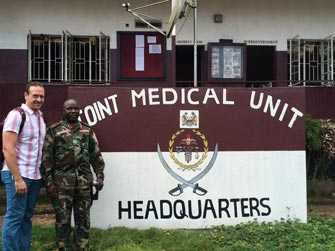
[0,107,26,170]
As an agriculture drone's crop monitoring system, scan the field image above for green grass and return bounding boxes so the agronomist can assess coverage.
[1,217,335,251]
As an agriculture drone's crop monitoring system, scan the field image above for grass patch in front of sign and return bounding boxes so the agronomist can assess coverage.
[1,216,334,251]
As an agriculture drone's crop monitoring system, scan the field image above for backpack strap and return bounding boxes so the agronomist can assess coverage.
[0,107,26,170]
[14,107,26,135]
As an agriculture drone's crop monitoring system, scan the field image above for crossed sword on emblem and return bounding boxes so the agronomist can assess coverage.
[157,144,219,197]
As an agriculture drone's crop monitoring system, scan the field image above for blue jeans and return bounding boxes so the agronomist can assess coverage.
[1,171,41,251]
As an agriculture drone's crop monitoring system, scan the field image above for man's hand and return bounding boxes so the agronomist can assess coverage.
[47,184,58,198]
[96,178,104,191]
[15,178,27,194]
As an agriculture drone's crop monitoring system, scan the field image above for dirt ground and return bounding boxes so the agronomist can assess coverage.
[0,212,55,228]
[308,204,335,218]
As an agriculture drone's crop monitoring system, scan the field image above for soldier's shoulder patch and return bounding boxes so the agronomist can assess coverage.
[48,121,62,129]
[55,129,71,136]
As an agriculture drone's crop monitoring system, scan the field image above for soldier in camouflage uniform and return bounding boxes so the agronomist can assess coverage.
[41,99,105,251]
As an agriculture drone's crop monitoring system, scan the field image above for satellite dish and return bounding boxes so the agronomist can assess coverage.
[166,0,189,38]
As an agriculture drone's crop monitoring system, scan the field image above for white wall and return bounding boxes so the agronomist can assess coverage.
[0,0,334,50]
[0,0,170,49]
[177,0,335,50]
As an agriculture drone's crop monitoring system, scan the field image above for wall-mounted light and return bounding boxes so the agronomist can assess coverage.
[213,14,223,23]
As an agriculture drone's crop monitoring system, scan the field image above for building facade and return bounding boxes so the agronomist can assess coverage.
[1,0,335,228]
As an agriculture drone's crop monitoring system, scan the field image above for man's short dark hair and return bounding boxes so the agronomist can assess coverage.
[25,81,44,94]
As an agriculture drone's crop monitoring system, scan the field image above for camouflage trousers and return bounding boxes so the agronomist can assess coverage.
[51,185,91,251]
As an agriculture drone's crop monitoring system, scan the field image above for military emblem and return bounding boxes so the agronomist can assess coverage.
[180,110,199,128]
[169,129,208,171]
[157,110,218,197]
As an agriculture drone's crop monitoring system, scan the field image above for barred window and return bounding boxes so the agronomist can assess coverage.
[288,37,335,85]
[30,35,63,82]
[28,32,110,83]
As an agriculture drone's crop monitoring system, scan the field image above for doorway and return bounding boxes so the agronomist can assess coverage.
[246,45,275,82]
[176,45,204,84]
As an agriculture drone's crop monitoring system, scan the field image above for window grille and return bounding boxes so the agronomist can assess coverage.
[288,35,335,86]
[28,32,110,83]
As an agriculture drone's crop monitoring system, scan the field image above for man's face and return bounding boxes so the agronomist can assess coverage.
[24,86,45,111]
[63,100,80,123]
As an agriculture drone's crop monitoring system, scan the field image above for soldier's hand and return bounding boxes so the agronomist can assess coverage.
[96,178,104,191]
[47,184,58,198]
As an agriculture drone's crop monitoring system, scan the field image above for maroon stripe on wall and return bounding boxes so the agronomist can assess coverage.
[306,87,335,119]
[68,87,305,152]
[0,84,68,125]
[274,51,288,87]
[0,49,27,84]
[0,84,26,120]
[0,48,175,87]
[41,86,69,125]
[0,49,288,88]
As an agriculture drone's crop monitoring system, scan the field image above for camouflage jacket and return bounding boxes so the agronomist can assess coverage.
[42,120,105,188]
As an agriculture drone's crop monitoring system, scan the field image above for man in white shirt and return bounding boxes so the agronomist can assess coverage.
[1,82,46,251]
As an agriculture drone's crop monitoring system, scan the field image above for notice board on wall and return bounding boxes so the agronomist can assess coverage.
[119,32,165,79]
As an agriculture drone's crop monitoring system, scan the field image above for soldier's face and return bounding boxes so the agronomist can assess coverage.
[64,101,80,123]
